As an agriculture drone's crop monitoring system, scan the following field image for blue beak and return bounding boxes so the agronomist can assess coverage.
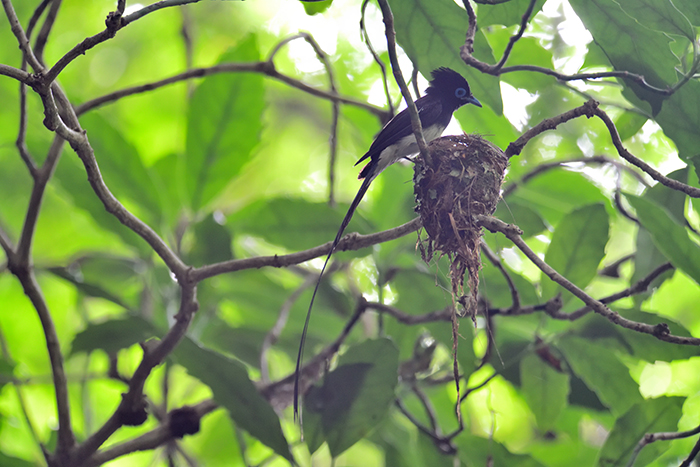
[467,96,482,108]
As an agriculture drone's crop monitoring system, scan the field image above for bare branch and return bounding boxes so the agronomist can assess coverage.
[476,215,700,346]
[361,0,394,116]
[626,424,700,467]
[459,0,678,96]
[192,217,422,282]
[505,100,599,158]
[33,0,62,64]
[75,61,387,119]
[0,63,34,84]
[376,0,431,165]
[592,107,700,198]
[492,0,537,70]
[366,301,452,324]
[260,299,366,411]
[1,0,45,72]
[83,400,217,467]
[481,242,520,312]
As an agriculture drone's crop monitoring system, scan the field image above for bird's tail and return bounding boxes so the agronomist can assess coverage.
[293,172,375,424]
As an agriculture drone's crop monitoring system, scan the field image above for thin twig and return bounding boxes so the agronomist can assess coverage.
[492,0,537,70]
[360,0,394,116]
[33,0,62,63]
[82,400,218,467]
[260,273,319,384]
[366,301,452,324]
[592,107,700,198]
[75,61,387,119]
[481,241,520,312]
[626,424,700,467]
[458,1,679,96]
[680,434,700,467]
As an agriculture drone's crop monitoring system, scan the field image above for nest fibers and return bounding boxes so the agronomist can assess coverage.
[414,134,508,318]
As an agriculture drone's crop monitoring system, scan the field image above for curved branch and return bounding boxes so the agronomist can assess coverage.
[476,215,700,346]
[75,61,386,119]
[626,424,700,467]
[191,217,422,282]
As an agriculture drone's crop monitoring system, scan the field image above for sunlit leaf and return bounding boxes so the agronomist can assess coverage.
[186,35,264,211]
[71,316,160,355]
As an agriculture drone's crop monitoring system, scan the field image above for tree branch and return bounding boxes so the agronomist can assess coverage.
[376,0,431,165]
[192,217,421,282]
[626,424,700,467]
[476,215,700,346]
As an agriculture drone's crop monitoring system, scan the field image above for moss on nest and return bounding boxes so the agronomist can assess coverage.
[414,134,508,316]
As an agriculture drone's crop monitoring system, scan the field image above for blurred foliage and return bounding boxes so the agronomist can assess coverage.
[0,0,699,466]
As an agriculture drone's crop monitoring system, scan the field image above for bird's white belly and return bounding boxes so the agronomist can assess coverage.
[374,124,446,177]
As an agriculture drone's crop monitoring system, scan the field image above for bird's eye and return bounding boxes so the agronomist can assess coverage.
[455,87,468,98]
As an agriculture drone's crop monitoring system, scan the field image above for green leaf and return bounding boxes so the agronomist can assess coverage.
[186,35,264,210]
[53,152,149,253]
[79,113,162,222]
[71,316,160,355]
[627,194,700,285]
[569,0,681,114]
[557,336,642,416]
[520,353,569,430]
[302,0,332,15]
[615,111,648,141]
[185,213,234,265]
[388,0,503,114]
[597,397,684,467]
[304,338,399,457]
[456,434,545,467]
[479,259,540,309]
[654,80,700,161]
[0,453,35,467]
[228,197,371,252]
[476,0,546,28]
[493,199,547,238]
[541,204,609,300]
[173,338,293,462]
[508,169,608,226]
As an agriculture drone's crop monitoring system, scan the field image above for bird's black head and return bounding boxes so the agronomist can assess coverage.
[425,67,482,110]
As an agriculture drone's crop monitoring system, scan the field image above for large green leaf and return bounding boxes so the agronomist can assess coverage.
[456,434,545,467]
[541,204,609,300]
[558,336,642,416]
[388,0,503,113]
[520,353,570,430]
[185,35,264,210]
[173,338,293,462]
[568,0,681,114]
[627,194,700,285]
[79,113,162,222]
[476,0,546,28]
[597,397,684,467]
[228,197,371,252]
[70,316,160,355]
[303,338,399,457]
[655,80,700,161]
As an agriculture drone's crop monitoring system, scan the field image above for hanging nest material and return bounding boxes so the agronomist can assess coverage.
[414,134,508,318]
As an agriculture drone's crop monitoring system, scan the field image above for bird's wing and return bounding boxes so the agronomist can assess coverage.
[355,95,444,166]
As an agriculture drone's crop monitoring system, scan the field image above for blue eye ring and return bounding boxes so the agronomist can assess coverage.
[455,87,468,98]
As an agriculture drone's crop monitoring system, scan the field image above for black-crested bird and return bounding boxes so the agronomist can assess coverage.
[294,67,481,419]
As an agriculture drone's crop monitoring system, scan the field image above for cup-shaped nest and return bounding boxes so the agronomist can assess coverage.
[414,134,508,315]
